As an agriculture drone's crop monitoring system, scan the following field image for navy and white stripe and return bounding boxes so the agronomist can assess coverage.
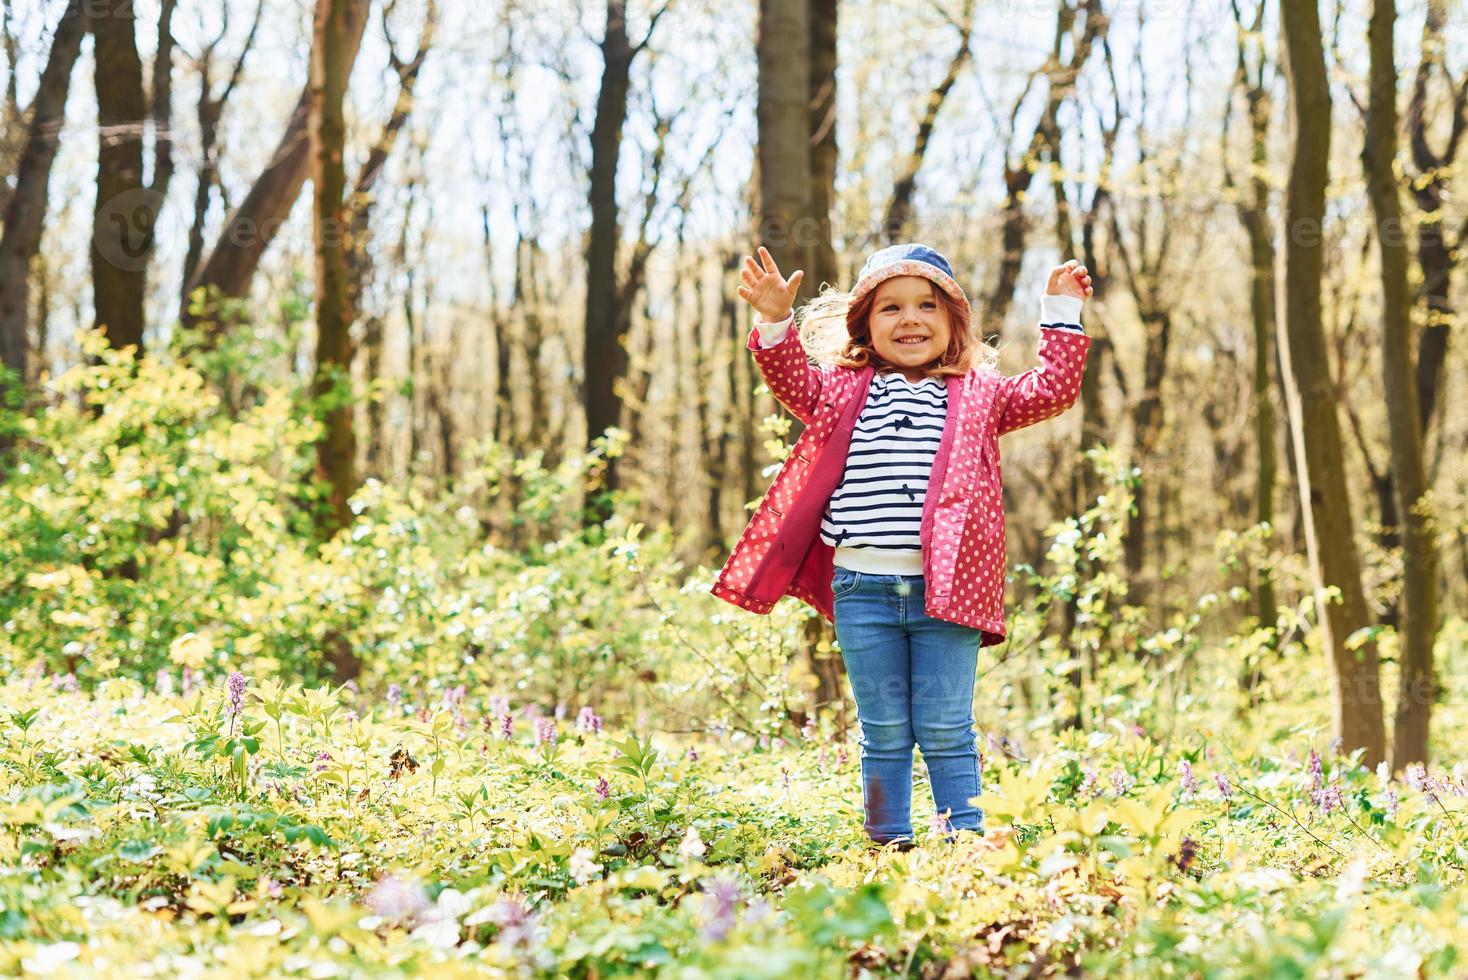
[820,371,947,555]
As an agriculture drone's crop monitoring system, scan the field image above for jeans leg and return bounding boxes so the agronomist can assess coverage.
[833,581,914,844]
[909,610,983,839]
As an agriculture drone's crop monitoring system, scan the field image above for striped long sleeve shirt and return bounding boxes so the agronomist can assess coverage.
[756,293,1084,575]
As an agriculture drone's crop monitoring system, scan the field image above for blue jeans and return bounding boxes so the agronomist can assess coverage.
[831,567,984,845]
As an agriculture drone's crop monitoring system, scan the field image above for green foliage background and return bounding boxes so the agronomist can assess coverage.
[1,327,1466,976]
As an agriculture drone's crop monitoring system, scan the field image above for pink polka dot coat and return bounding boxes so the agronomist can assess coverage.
[710,321,1092,647]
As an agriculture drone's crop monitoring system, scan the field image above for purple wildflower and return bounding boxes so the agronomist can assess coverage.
[488,694,509,716]
[499,712,514,739]
[688,745,699,763]
[1307,748,1323,791]
[225,672,247,734]
[576,706,602,734]
[313,750,332,773]
[366,873,429,923]
[1312,782,1343,815]
[1405,763,1428,793]
[1407,765,1446,804]
[1385,784,1400,817]
[1215,772,1233,802]
[1111,769,1135,796]
[489,897,535,947]
[931,809,954,836]
[594,776,610,801]
[441,684,465,710]
[386,684,402,708]
[536,717,557,746]
[1079,766,1098,797]
[700,877,742,943]
[1179,760,1198,798]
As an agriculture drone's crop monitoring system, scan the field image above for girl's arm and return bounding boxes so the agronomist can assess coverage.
[736,246,826,426]
[995,292,1093,436]
[748,311,829,426]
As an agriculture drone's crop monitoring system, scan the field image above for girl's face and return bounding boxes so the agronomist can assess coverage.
[867,276,952,378]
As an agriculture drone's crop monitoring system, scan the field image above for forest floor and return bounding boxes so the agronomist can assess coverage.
[2,662,1466,978]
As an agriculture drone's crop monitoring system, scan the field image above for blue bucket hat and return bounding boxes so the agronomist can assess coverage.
[849,243,971,323]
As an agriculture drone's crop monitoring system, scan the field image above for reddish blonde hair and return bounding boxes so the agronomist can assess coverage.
[839,282,991,377]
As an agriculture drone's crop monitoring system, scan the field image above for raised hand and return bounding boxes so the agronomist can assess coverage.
[736,245,805,323]
[1045,259,1094,302]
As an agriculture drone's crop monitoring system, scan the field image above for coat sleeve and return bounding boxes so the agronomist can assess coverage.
[748,312,829,427]
[995,325,1092,436]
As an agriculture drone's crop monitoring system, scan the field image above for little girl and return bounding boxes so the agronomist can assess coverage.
[711,242,1093,849]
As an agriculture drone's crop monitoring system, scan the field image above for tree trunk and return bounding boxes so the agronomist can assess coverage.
[362,313,385,477]
[1224,0,1279,666]
[0,0,84,422]
[182,0,370,329]
[698,255,728,557]
[1121,309,1171,602]
[808,0,839,288]
[309,0,357,539]
[582,1,638,522]
[1277,0,1386,769]
[90,5,150,354]
[1404,0,1462,440]
[756,0,814,305]
[1365,0,1439,770]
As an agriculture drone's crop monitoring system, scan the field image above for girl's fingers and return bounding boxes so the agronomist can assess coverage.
[759,245,780,275]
